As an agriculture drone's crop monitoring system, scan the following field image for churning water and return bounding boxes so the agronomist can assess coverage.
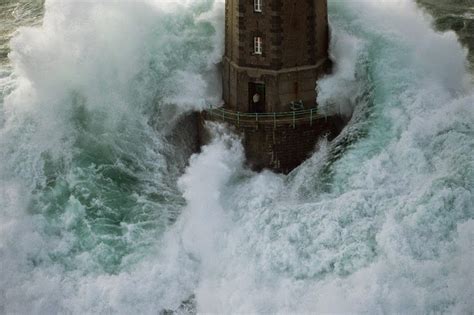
[0,0,473,313]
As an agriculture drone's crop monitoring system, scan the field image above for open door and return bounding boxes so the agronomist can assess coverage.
[248,82,265,113]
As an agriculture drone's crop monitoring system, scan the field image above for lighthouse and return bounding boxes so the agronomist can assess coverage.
[200,0,346,173]
[223,0,330,112]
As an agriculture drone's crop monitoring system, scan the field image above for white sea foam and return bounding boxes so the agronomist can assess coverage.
[0,0,473,313]
[172,0,474,313]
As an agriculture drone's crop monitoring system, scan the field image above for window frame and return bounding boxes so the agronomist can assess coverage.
[254,0,262,13]
[254,36,262,55]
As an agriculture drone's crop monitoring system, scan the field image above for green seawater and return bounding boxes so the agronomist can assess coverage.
[417,0,474,66]
[0,0,473,313]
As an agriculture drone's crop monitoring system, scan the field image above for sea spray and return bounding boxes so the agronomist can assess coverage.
[0,0,224,312]
[178,0,474,312]
[0,0,473,313]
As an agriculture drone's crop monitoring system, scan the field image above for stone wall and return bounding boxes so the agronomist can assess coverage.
[225,0,329,69]
[223,58,331,112]
[199,112,345,174]
[223,0,330,113]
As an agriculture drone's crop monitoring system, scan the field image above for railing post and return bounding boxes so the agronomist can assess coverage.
[293,111,295,129]
[310,108,313,126]
[237,112,240,127]
[255,113,258,130]
[273,112,276,129]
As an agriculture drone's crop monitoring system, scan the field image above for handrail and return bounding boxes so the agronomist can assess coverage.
[204,105,328,128]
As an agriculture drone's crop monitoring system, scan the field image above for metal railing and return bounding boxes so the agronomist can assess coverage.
[203,105,327,129]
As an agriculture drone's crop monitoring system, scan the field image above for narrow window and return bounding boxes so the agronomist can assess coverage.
[254,0,262,12]
[254,36,262,55]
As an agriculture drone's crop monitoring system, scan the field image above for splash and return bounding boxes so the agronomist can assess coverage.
[0,0,225,312]
[0,0,473,313]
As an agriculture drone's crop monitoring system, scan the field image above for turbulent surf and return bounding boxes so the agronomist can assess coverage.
[0,0,473,313]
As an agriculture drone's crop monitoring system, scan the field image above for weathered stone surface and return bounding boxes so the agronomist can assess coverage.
[199,113,345,174]
[223,0,330,112]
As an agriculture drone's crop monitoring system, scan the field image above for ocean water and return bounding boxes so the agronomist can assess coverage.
[417,0,474,66]
[0,0,473,314]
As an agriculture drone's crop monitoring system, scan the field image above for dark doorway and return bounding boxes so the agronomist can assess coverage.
[248,82,265,113]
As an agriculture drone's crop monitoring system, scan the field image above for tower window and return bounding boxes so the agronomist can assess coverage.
[254,37,262,55]
[254,0,262,12]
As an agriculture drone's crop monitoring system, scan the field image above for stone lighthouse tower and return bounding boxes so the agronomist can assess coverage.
[200,0,345,173]
[222,0,330,112]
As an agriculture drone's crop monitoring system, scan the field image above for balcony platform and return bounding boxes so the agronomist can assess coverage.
[199,106,346,173]
[203,106,329,129]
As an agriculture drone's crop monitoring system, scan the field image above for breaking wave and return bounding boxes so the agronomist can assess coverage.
[0,0,473,313]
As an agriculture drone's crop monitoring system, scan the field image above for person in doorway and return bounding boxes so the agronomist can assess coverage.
[252,93,260,104]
